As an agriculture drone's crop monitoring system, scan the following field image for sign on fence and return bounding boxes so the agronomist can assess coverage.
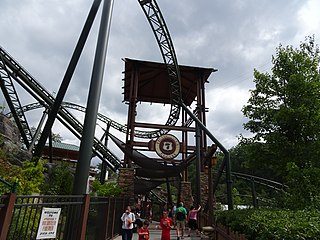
[36,207,61,239]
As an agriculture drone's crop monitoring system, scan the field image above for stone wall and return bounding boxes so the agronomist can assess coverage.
[117,168,135,204]
[200,171,216,210]
[200,172,209,207]
[179,181,193,210]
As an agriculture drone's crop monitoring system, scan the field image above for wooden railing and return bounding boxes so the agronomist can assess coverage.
[215,223,246,240]
[198,213,247,240]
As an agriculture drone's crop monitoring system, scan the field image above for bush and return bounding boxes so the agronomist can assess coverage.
[43,162,74,195]
[215,208,320,240]
[0,158,46,195]
[91,179,124,197]
[18,160,46,195]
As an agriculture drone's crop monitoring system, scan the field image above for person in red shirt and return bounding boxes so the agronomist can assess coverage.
[138,220,150,240]
[158,211,173,240]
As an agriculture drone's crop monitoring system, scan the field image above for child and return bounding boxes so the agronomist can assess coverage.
[158,211,173,240]
[138,220,150,240]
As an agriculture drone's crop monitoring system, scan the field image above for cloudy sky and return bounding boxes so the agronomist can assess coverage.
[1,0,320,158]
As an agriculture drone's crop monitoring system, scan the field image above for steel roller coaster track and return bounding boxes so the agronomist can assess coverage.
[138,0,182,135]
[0,0,182,170]
[10,101,196,137]
[7,101,159,139]
[1,0,235,209]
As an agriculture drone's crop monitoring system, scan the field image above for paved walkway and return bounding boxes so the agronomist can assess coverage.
[113,221,202,240]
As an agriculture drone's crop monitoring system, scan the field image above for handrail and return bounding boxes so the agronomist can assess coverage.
[0,178,18,193]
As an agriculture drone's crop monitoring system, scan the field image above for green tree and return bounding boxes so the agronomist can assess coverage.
[18,160,46,195]
[51,133,63,143]
[30,126,63,143]
[91,179,124,197]
[43,162,74,195]
[241,36,320,209]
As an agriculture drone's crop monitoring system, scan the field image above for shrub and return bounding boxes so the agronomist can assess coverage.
[91,179,124,197]
[215,208,320,240]
[43,162,74,195]
[17,160,46,195]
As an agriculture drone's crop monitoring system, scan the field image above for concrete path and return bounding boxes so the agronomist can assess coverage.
[113,221,202,240]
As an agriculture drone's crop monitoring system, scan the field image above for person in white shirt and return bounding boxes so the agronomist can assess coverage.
[121,206,136,240]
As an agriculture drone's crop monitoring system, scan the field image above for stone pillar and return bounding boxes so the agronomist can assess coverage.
[200,171,216,211]
[117,168,135,204]
[179,181,193,210]
[200,172,209,207]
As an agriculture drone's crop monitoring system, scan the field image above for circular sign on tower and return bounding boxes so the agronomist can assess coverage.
[155,134,180,160]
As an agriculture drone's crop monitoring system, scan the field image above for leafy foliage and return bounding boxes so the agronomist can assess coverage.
[17,160,46,195]
[284,162,320,210]
[216,208,320,240]
[240,36,320,209]
[43,162,74,195]
[0,158,20,194]
[0,151,46,195]
[91,179,124,197]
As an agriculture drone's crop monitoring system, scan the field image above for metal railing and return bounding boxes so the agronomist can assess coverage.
[0,193,129,240]
[0,178,18,193]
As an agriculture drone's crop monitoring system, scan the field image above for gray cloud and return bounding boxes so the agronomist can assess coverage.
[1,0,320,153]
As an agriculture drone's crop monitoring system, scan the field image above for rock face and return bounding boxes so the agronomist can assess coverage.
[0,114,20,144]
[0,114,32,164]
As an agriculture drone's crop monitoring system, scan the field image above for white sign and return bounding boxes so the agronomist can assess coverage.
[36,207,61,239]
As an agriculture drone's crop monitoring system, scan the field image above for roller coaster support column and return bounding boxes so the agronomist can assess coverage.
[33,0,102,159]
[180,102,233,210]
[100,122,111,184]
[251,180,258,208]
[29,110,47,152]
[73,0,114,195]
[195,124,202,206]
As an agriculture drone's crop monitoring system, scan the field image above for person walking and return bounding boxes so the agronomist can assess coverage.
[158,211,173,240]
[174,202,187,239]
[138,220,150,240]
[121,206,136,240]
[187,205,201,237]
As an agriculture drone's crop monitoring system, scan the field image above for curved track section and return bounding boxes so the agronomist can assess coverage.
[0,47,33,148]
[0,0,183,170]
[13,101,176,139]
[0,46,121,171]
[138,0,182,136]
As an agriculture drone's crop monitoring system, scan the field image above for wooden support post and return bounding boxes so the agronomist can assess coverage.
[78,194,90,240]
[0,193,16,240]
[111,198,117,237]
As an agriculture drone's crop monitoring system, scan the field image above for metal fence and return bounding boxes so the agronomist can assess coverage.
[86,197,127,239]
[0,193,129,240]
